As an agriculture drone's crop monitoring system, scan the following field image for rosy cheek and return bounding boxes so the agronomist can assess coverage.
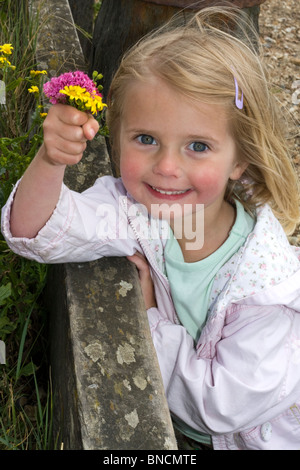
[193,170,223,193]
[120,155,135,178]
[120,155,143,194]
[192,167,230,206]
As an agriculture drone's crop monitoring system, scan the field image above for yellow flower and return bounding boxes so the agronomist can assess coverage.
[28,86,39,94]
[0,56,11,66]
[86,94,107,115]
[30,70,47,77]
[0,43,13,55]
[40,112,47,118]
[59,85,107,114]
[59,85,88,101]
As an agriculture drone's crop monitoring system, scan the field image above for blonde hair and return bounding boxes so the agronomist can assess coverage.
[107,6,300,234]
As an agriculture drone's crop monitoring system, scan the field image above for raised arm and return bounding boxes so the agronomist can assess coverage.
[10,104,99,239]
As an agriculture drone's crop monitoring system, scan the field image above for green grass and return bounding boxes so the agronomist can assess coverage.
[0,0,104,449]
[0,0,58,450]
[0,0,40,137]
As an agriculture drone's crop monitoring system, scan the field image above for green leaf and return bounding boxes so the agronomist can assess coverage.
[0,282,11,306]
[17,361,36,378]
[5,76,23,92]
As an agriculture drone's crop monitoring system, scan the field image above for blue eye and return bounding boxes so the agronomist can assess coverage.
[188,142,208,152]
[137,134,157,145]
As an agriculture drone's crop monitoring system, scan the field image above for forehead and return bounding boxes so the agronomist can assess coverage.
[121,77,231,138]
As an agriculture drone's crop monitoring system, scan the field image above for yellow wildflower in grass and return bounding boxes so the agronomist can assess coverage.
[40,113,47,118]
[28,86,39,94]
[30,70,47,77]
[0,43,13,55]
[0,56,11,67]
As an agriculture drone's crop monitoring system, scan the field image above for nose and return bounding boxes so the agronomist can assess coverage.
[152,147,181,178]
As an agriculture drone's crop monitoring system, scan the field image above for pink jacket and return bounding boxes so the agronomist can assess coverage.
[2,176,300,450]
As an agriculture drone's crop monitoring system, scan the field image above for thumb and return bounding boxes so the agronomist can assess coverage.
[82,114,100,140]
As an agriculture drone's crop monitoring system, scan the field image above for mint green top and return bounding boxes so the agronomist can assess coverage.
[164,200,255,445]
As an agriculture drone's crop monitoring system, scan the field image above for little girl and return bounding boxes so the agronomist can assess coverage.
[2,7,300,450]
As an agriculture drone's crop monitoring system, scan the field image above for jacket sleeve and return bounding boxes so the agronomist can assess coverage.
[1,176,139,263]
[147,300,300,435]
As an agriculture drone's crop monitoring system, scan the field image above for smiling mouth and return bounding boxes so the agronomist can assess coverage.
[149,185,191,195]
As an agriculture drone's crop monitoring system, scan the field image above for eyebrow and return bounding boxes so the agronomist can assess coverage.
[125,128,220,144]
[125,128,149,134]
[185,134,220,145]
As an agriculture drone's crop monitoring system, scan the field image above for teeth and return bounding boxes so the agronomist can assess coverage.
[151,186,188,195]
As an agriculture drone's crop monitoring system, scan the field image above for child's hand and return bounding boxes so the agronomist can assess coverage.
[42,104,99,166]
[127,253,157,310]
[10,104,99,238]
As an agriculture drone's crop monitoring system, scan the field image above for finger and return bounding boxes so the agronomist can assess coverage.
[127,252,148,263]
[127,254,156,309]
[43,132,87,165]
[127,253,150,273]
[45,105,98,142]
[48,104,89,127]
[44,120,86,144]
[82,114,100,140]
[45,144,87,166]
[44,109,87,144]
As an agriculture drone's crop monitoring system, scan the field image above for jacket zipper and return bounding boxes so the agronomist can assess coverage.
[122,197,179,324]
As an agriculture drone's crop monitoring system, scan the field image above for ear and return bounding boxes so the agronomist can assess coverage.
[230,161,248,181]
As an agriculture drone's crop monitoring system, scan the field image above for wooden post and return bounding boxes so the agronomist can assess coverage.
[89,0,185,99]
[143,0,265,8]
[90,0,265,100]
[68,0,94,60]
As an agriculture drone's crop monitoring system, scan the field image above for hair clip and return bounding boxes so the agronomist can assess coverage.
[234,76,244,110]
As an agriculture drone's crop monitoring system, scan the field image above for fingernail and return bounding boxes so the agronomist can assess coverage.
[89,129,96,139]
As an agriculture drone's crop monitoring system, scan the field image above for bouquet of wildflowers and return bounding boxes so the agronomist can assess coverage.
[43,70,107,116]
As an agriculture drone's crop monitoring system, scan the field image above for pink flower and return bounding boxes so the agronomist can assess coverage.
[43,71,102,105]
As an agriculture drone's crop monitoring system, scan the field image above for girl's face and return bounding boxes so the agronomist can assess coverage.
[119,77,247,231]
